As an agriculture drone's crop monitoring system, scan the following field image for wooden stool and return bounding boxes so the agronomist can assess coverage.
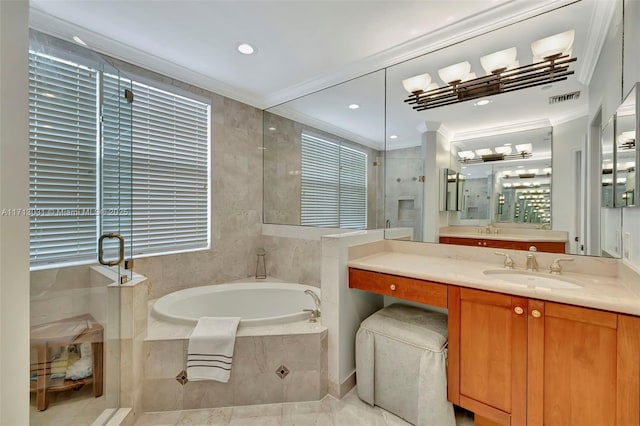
[30,314,104,411]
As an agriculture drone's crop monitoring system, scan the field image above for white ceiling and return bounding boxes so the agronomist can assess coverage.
[29,0,581,109]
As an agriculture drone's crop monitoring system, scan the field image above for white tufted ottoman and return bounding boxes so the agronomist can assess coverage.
[355,303,455,426]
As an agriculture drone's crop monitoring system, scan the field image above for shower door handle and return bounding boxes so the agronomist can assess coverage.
[98,233,125,266]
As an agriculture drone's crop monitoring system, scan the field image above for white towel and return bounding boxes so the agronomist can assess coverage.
[187,317,241,383]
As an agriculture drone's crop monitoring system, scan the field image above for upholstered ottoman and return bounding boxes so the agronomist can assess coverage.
[356,303,455,426]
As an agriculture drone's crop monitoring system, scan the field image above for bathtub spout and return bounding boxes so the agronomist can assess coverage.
[304,289,321,319]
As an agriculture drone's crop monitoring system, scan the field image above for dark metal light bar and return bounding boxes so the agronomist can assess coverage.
[405,55,577,111]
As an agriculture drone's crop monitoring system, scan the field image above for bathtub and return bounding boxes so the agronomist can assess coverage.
[151,282,321,326]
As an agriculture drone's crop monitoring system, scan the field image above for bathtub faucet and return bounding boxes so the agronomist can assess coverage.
[303,290,321,322]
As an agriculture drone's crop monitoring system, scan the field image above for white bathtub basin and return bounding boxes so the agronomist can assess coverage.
[151,282,321,326]
[483,269,583,289]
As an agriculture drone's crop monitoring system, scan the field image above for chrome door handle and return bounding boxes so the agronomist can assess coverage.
[98,233,124,266]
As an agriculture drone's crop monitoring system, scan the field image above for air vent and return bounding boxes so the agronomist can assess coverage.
[549,91,581,104]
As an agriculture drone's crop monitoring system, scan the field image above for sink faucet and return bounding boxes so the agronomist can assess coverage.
[549,258,574,275]
[495,252,514,269]
[526,246,538,272]
[304,289,321,321]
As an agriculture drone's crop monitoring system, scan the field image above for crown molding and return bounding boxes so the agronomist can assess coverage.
[451,118,552,141]
[263,0,578,108]
[270,105,384,151]
[28,8,269,109]
[577,0,617,85]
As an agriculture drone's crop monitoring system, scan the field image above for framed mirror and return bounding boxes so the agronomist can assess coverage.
[615,83,638,207]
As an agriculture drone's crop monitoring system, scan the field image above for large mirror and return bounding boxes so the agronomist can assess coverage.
[264,70,385,230]
[263,0,624,258]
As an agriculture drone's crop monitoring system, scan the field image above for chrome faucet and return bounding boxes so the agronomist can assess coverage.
[526,246,538,272]
[549,258,574,275]
[304,289,321,321]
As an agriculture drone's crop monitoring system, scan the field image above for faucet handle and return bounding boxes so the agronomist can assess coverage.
[495,252,514,269]
[549,258,574,275]
[303,309,318,322]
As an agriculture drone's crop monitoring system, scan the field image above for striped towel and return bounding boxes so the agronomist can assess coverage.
[187,317,241,383]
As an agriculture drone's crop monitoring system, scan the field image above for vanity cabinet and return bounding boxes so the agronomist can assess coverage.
[448,287,640,426]
[438,236,566,254]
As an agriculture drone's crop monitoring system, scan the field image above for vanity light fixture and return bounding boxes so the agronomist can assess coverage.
[457,151,475,161]
[618,131,636,149]
[403,30,576,111]
[495,146,512,155]
[475,148,493,156]
[457,143,533,164]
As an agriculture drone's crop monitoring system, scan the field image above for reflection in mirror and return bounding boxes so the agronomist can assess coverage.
[384,0,622,257]
[601,117,616,208]
[615,84,638,207]
[263,70,385,229]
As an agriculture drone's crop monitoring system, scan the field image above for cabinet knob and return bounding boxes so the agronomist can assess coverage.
[390,284,396,291]
[514,306,524,315]
[483,242,487,246]
[532,310,541,318]
[477,242,482,246]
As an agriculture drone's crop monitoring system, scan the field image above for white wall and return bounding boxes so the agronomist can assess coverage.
[0,0,30,424]
[552,116,588,254]
[622,0,640,269]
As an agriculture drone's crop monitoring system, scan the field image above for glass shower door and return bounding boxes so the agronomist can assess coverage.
[28,32,133,425]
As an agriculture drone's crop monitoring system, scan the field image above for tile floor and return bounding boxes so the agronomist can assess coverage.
[29,385,111,426]
[135,388,475,426]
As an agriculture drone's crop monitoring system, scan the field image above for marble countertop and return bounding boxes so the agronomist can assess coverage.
[348,251,640,316]
[438,232,568,242]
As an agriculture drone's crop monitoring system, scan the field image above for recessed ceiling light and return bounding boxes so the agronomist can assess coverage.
[72,36,87,46]
[348,104,360,109]
[237,43,255,55]
[474,99,491,106]
[389,135,398,139]
[268,127,276,131]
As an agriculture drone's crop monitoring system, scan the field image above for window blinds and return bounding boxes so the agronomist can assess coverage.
[29,50,210,268]
[300,133,367,228]
[29,52,98,266]
[126,79,210,256]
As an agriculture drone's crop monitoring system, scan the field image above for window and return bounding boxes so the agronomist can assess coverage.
[300,133,367,228]
[29,52,99,265]
[29,51,210,268]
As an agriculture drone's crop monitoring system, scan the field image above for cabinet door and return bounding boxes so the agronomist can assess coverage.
[448,287,527,426]
[527,301,640,426]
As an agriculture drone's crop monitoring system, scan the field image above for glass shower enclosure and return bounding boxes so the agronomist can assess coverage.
[28,31,132,425]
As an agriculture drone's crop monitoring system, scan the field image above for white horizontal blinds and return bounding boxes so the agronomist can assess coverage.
[101,74,133,248]
[28,52,98,266]
[130,80,209,255]
[339,145,367,228]
[301,134,340,227]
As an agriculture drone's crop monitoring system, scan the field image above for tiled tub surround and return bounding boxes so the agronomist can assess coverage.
[347,239,640,316]
[143,308,328,412]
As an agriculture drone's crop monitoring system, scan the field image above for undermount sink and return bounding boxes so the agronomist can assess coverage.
[483,269,583,289]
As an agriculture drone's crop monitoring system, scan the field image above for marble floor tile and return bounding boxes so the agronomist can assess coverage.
[134,388,476,426]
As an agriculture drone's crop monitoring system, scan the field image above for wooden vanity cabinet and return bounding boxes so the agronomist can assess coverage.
[447,287,527,425]
[439,236,566,254]
[448,287,640,426]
